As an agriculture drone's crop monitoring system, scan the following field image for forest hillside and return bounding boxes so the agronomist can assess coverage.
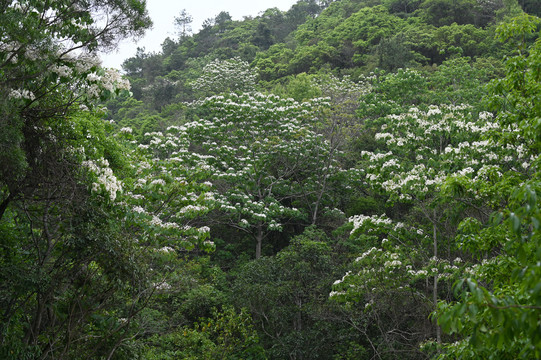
[1,0,540,359]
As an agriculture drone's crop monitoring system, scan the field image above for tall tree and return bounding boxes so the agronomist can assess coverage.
[0,1,152,357]
[437,14,541,359]
[185,93,335,258]
[174,9,193,38]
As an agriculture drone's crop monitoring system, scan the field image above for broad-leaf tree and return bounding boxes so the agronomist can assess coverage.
[185,93,335,258]
[0,1,152,358]
[436,14,541,359]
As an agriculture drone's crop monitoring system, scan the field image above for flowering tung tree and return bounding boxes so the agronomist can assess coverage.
[330,213,469,358]
[185,93,334,258]
[190,57,258,97]
[435,15,541,359]
[0,0,150,215]
[116,127,217,253]
[337,102,529,349]
[0,1,152,357]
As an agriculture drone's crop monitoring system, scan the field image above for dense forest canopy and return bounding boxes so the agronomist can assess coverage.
[1,0,540,359]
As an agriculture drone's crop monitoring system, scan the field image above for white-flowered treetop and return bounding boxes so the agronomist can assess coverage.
[183,92,335,257]
[357,104,531,203]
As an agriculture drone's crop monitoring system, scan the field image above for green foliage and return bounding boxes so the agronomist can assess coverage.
[374,33,418,71]
[144,306,266,360]
[0,99,26,188]
[489,14,541,152]
[421,0,483,27]
[384,0,422,15]
[179,284,227,322]
[271,72,323,101]
[519,0,541,17]
[3,1,538,359]
[436,14,541,359]
[253,44,295,81]
[232,227,354,359]
[433,23,496,59]
[110,0,513,115]
[428,56,504,105]
[357,68,430,120]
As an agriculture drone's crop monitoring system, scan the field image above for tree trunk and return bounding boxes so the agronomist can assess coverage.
[433,210,442,347]
[255,223,263,259]
[0,192,13,222]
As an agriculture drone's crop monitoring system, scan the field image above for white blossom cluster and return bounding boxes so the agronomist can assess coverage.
[153,281,172,291]
[84,68,131,100]
[349,214,402,235]
[355,247,381,262]
[331,242,466,301]
[314,74,372,100]
[50,64,73,78]
[8,88,36,101]
[191,57,258,95]
[183,93,334,236]
[82,158,123,201]
[8,0,37,13]
[5,38,128,107]
[69,53,102,73]
[331,209,473,303]
[118,127,217,252]
[2,27,128,111]
[358,104,529,202]
[328,290,346,297]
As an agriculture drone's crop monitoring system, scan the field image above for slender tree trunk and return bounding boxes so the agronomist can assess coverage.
[433,210,442,347]
[295,298,302,332]
[25,294,45,346]
[255,223,263,259]
[311,173,328,225]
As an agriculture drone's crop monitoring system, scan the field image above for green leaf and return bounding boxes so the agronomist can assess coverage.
[509,212,521,233]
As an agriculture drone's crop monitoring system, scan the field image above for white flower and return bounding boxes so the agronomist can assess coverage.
[87,72,100,82]
[9,88,35,100]
[203,240,214,246]
[159,246,174,253]
[154,282,171,290]
[51,65,72,77]
[384,260,402,267]
[83,158,122,201]
[150,216,163,227]
[198,226,210,233]
[150,179,166,186]
[132,206,146,214]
